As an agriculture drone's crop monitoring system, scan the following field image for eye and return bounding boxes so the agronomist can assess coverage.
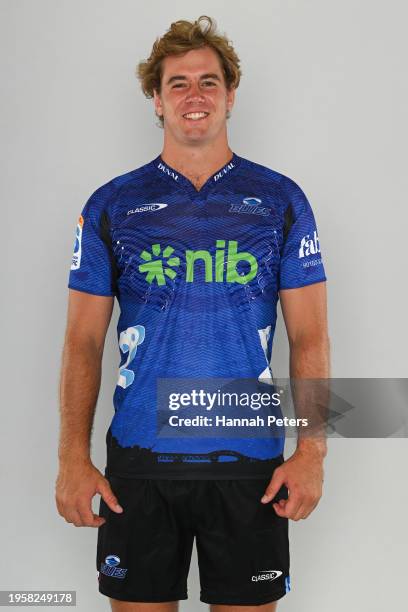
[172,83,186,89]
[202,80,216,87]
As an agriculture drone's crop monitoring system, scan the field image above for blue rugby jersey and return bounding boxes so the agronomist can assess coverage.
[68,152,327,478]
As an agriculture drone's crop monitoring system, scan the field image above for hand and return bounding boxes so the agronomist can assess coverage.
[261,446,324,520]
[55,460,123,527]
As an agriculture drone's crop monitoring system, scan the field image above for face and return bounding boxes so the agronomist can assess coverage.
[153,46,235,145]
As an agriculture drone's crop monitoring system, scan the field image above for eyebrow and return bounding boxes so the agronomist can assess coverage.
[166,73,221,85]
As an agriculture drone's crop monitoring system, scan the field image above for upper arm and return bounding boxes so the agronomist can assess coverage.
[277,175,328,345]
[65,289,114,351]
[65,183,118,349]
[279,282,328,346]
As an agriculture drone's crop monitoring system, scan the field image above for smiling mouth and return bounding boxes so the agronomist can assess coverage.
[182,112,209,121]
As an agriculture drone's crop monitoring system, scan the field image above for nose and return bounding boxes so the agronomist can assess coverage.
[185,81,205,103]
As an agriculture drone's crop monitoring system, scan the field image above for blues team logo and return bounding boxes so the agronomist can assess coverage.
[70,214,84,270]
[100,555,128,579]
[229,197,270,216]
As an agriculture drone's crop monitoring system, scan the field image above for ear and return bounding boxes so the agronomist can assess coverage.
[226,87,236,112]
[153,89,163,117]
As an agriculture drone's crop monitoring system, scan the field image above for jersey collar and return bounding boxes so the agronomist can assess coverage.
[152,152,242,200]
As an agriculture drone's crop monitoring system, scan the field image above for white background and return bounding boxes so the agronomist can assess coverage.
[1,1,407,610]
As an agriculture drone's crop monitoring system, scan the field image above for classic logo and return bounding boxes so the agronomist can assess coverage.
[298,230,321,258]
[138,240,258,286]
[251,570,282,583]
[229,197,270,216]
[100,555,128,579]
[127,203,168,215]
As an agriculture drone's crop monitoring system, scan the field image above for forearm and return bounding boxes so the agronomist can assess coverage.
[58,338,103,466]
[289,336,330,458]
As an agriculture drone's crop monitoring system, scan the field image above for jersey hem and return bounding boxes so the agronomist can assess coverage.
[105,427,285,480]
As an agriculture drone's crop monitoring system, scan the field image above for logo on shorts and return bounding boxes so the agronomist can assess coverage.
[100,555,128,579]
[251,570,282,582]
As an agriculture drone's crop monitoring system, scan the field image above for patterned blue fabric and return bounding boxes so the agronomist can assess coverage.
[68,153,326,463]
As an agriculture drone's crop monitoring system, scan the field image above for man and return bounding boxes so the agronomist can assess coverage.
[56,15,329,612]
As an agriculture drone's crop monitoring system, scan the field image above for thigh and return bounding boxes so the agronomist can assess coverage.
[210,603,277,612]
[195,478,290,607]
[110,599,179,611]
[97,477,195,604]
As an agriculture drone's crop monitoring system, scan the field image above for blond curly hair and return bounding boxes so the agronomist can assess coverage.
[136,15,242,125]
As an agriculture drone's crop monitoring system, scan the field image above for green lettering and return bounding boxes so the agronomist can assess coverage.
[226,240,258,284]
[186,249,213,282]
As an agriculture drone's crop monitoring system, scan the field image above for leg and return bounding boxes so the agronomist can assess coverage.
[195,479,290,608]
[110,599,179,612]
[210,604,277,612]
[97,479,194,607]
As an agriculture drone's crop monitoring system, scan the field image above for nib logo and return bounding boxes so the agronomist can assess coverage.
[138,240,258,286]
[138,244,180,286]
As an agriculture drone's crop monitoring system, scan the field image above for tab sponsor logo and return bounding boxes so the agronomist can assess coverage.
[298,230,320,258]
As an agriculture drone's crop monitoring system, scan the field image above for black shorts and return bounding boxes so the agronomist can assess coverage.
[97,476,291,606]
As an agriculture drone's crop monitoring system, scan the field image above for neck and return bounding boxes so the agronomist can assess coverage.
[160,138,233,189]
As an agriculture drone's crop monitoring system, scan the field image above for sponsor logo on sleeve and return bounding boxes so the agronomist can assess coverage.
[298,230,320,258]
[298,230,323,268]
[70,215,84,270]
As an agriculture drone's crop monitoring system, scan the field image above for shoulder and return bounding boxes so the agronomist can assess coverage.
[237,155,311,215]
[82,159,155,219]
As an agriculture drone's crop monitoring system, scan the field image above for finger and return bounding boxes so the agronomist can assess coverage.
[301,497,321,519]
[81,512,106,528]
[77,502,105,528]
[276,494,302,520]
[64,509,84,527]
[98,480,123,513]
[292,503,309,521]
[272,498,288,516]
[261,469,285,504]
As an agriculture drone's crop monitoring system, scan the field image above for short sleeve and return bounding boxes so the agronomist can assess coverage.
[279,177,327,290]
[68,184,118,297]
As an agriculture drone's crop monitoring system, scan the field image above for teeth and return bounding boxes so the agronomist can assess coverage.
[183,112,208,120]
